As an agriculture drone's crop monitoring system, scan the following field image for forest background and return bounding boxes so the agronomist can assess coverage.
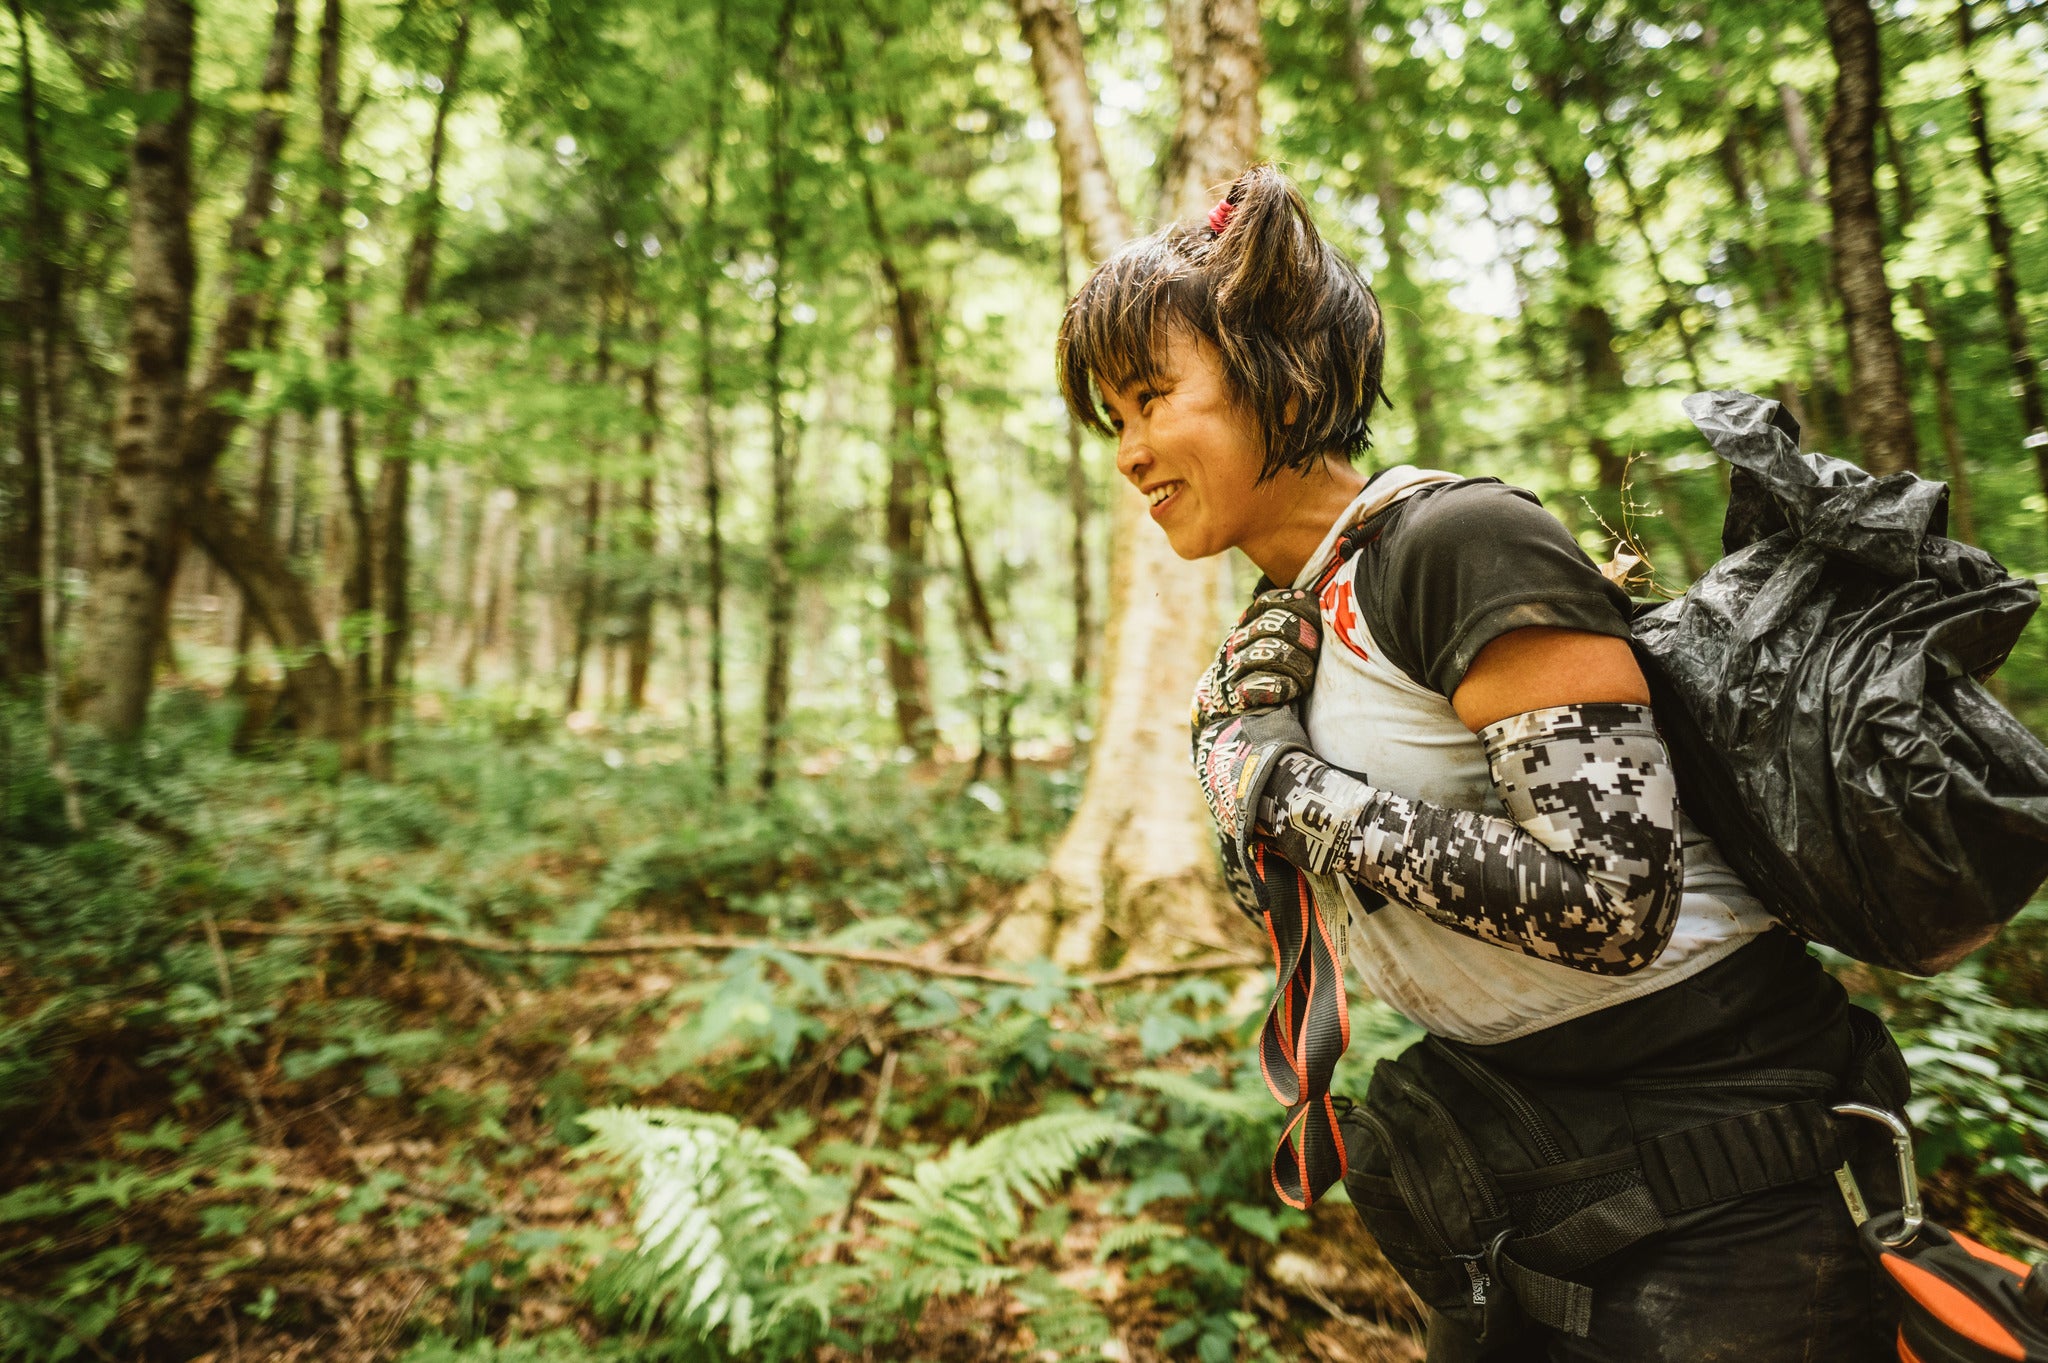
[4,0,2048,1359]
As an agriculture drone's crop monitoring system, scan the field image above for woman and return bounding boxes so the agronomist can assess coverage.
[1057,165,1903,1360]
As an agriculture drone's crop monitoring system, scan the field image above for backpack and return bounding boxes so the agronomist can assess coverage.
[1631,390,2048,975]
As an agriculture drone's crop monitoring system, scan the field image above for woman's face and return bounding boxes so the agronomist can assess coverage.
[1099,328,1269,561]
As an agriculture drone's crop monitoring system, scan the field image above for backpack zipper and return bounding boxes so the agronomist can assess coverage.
[1382,1070,1510,1220]
[1430,1038,1570,1167]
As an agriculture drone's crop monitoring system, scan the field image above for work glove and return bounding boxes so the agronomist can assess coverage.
[1193,705,1314,864]
[1190,588,1323,730]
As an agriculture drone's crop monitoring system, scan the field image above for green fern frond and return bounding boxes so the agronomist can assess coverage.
[1093,1218,1186,1262]
[578,1106,832,1360]
[1128,1068,1274,1123]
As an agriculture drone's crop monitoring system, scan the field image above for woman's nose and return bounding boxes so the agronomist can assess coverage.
[1115,432,1150,483]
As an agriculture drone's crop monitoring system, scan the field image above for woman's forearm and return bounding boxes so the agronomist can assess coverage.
[1255,702,1684,975]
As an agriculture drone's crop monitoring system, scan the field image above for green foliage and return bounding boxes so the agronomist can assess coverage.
[580,1103,1135,1357]
[579,1107,839,1359]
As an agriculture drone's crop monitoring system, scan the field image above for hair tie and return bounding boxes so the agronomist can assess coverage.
[1208,198,1237,235]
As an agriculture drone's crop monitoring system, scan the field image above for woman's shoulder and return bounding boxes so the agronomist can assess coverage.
[1356,477,1631,696]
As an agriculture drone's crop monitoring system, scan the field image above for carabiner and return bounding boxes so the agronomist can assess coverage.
[1832,1102,1923,1247]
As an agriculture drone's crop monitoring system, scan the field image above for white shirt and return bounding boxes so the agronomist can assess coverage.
[1293,472,1776,1043]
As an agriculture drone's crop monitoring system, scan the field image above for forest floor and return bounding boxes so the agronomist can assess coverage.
[4,692,2047,1362]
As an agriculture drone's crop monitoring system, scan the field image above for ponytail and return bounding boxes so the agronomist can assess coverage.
[1058,163,1389,480]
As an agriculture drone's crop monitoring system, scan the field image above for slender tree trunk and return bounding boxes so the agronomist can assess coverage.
[566,304,609,714]
[759,0,798,792]
[832,24,937,758]
[1345,4,1440,465]
[369,6,470,774]
[1883,114,1978,544]
[625,314,661,713]
[881,294,935,754]
[1057,222,1091,706]
[565,474,602,713]
[1956,0,2048,492]
[78,0,195,737]
[696,0,731,786]
[1766,88,1847,451]
[190,486,349,738]
[176,0,298,483]
[5,0,50,680]
[1712,108,1816,436]
[319,0,373,748]
[462,486,513,688]
[231,382,283,694]
[1543,162,1631,507]
[999,0,1249,969]
[10,0,79,823]
[1819,0,1919,473]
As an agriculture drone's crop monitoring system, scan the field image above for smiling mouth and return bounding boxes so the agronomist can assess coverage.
[1147,481,1184,509]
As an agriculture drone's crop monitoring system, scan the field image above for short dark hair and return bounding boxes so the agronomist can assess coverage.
[1057,164,1388,482]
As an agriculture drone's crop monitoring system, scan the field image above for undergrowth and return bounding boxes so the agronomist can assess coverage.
[2,692,2047,1360]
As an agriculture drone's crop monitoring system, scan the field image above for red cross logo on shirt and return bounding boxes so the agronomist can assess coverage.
[1320,577,1372,664]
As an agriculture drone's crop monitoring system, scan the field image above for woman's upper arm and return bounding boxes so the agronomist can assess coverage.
[1450,626,1651,732]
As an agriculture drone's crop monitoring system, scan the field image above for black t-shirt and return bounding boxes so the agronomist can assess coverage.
[1349,476,1634,697]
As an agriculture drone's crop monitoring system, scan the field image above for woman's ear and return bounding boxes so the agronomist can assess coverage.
[1284,394,1300,425]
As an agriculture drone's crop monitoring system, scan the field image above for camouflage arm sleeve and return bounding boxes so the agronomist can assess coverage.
[1254,702,1684,975]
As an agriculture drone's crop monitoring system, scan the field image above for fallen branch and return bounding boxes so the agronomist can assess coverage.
[213,918,1263,990]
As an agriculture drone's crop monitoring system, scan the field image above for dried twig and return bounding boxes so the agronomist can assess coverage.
[214,918,1264,991]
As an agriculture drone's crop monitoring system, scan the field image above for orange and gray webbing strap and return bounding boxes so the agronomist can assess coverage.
[1252,844,1351,1208]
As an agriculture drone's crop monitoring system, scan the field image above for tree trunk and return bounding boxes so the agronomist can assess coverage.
[1765,88,1847,452]
[1344,5,1440,466]
[833,23,938,758]
[1058,225,1092,709]
[759,0,798,792]
[189,486,349,740]
[696,0,730,786]
[5,0,53,680]
[1956,0,2048,493]
[565,472,602,713]
[1883,113,1978,544]
[625,314,661,713]
[177,0,299,483]
[78,0,195,737]
[370,6,470,774]
[319,0,374,748]
[1819,0,1919,473]
[881,294,935,754]
[998,0,1248,969]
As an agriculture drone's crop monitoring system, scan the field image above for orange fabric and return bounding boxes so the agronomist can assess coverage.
[1883,1252,2026,1360]
[1898,1326,1924,1363]
[1953,1230,2033,1280]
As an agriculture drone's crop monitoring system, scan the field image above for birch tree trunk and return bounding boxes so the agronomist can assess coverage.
[1819,0,1919,473]
[998,0,1249,969]
[78,0,195,737]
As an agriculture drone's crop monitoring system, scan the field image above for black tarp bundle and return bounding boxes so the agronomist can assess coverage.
[1633,390,2048,975]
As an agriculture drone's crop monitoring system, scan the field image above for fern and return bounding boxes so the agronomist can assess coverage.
[853,1109,1139,1331]
[1127,1068,1273,1125]
[1093,1218,1186,1263]
[577,1107,835,1360]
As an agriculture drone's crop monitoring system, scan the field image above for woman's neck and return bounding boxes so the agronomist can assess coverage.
[1237,458,1370,585]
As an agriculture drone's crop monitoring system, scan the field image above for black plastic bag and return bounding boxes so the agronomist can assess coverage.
[1631,390,2048,975]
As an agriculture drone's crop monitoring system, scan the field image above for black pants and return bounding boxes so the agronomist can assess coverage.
[1385,931,1906,1363]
